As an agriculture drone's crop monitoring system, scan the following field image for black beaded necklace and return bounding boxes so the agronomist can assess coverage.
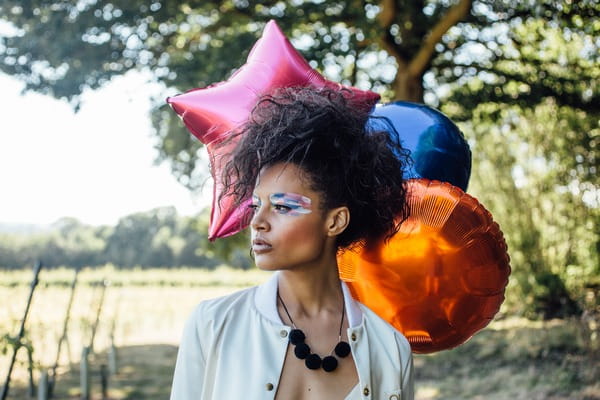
[277,292,351,372]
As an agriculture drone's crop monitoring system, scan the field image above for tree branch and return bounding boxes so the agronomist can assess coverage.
[377,0,408,68]
[407,0,472,77]
[378,0,395,27]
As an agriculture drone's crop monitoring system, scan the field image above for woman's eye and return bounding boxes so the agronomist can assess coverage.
[273,204,291,213]
[248,204,259,212]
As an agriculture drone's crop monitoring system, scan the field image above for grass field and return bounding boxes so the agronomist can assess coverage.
[1,266,598,399]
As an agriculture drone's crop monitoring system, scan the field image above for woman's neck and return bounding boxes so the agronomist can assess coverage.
[277,262,343,319]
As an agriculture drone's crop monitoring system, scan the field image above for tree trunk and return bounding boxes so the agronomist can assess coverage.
[393,70,424,102]
[379,0,472,102]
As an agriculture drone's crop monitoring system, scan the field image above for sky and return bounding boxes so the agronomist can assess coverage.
[0,71,210,227]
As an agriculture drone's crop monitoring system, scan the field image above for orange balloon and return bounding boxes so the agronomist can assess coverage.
[338,179,511,353]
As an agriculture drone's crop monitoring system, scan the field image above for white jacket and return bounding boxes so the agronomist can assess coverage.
[170,273,414,399]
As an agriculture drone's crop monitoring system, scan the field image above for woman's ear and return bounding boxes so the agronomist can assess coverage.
[326,206,350,237]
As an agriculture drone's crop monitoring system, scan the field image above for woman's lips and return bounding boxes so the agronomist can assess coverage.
[252,239,272,254]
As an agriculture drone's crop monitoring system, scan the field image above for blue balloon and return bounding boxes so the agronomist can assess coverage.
[368,102,472,192]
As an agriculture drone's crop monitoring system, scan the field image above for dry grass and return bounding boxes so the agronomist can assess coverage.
[1,266,268,399]
[414,317,600,400]
[1,267,598,399]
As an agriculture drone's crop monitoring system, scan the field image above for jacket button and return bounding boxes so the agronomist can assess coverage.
[389,395,399,400]
[351,333,357,341]
[363,387,370,396]
[280,330,288,338]
[266,383,274,391]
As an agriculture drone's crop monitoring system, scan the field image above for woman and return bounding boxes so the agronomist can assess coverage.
[170,87,414,399]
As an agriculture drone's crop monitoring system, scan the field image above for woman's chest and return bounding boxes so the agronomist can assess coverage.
[201,308,406,399]
[274,344,359,400]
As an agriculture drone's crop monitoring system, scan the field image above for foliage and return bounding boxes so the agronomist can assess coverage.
[1,1,597,189]
[0,331,36,377]
[0,207,252,270]
[441,16,599,318]
[451,99,599,318]
[0,1,598,318]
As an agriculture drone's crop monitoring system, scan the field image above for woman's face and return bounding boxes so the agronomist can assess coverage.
[250,162,334,271]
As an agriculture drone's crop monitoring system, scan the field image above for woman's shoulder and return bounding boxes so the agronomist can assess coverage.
[186,273,278,330]
[193,285,257,318]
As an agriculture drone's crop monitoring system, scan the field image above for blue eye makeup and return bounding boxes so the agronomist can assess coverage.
[269,193,312,216]
[249,194,262,211]
[250,193,312,216]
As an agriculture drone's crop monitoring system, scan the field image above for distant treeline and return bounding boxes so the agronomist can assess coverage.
[0,207,251,270]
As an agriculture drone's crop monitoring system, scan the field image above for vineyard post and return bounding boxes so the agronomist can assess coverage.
[1,261,43,400]
[88,279,107,353]
[37,370,48,400]
[0,261,42,400]
[80,347,90,400]
[48,267,80,398]
[100,364,108,400]
[107,293,120,376]
[26,345,35,397]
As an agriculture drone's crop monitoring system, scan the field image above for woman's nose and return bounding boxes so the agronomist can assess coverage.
[250,208,270,231]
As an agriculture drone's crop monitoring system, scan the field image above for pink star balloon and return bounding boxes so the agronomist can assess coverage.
[167,20,380,240]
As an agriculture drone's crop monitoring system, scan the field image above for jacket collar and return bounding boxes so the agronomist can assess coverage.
[254,271,363,328]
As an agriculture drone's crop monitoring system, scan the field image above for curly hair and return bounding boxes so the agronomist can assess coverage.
[220,86,411,249]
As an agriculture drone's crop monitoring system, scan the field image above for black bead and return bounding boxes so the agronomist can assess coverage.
[334,341,351,358]
[322,356,338,372]
[305,354,322,370]
[289,329,306,345]
[294,342,311,359]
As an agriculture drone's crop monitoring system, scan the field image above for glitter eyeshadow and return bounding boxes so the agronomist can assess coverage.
[270,193,312,215]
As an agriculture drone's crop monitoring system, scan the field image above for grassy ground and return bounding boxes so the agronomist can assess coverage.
[414,318,599,399]
[1,267,598,399]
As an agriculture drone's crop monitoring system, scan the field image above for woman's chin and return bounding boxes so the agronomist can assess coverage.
[255,262,281,271]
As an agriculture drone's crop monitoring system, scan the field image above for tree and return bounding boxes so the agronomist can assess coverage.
[1,1,597,316]
[451,99,598,318]
[104,206,179,267]
[1,1,596,188]
[439,15,599,318]
[0,207,243,269]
